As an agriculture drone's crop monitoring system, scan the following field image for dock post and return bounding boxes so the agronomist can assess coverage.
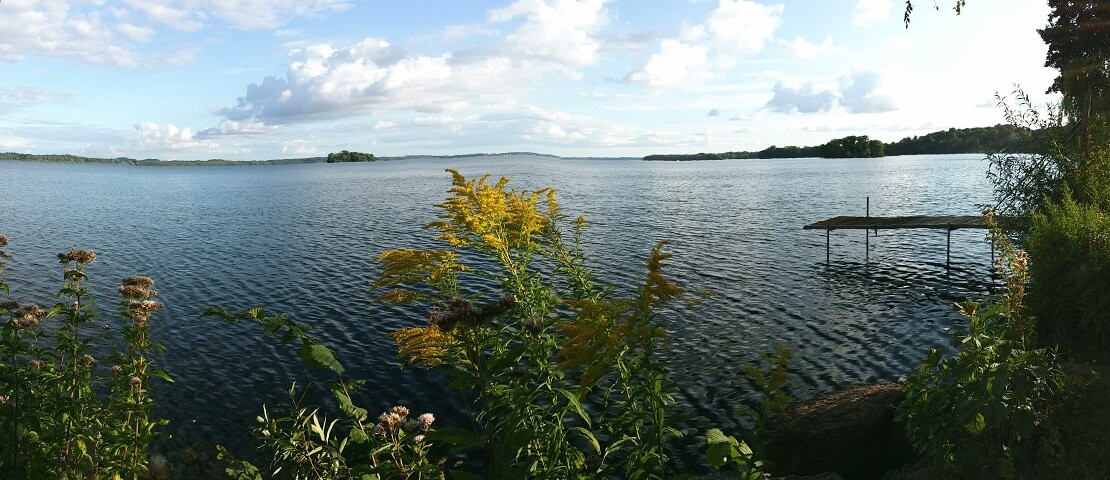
[946,223,952,266]
[865,197,870,255]
[826,227,831,263]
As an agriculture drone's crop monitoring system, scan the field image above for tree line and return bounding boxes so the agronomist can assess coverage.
[643,124,1033,161]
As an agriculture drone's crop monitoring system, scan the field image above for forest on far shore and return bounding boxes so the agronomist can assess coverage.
[643,124,1034,160]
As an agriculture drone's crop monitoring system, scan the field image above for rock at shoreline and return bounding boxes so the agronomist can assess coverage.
[765,382,913,480]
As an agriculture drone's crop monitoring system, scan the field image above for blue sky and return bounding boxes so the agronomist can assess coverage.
[0,0,1057,160]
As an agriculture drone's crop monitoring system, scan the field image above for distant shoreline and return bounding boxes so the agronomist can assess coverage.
[643,124,1034,161]
[0,123,1034,165]
[0,151,563,167]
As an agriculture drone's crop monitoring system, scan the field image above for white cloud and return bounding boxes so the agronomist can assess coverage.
[0,1,142,67]
[216,35,534,127]
[0,87,73,113]
[196,119,276,137]
[116,23,155,42]
[765,81,836,114]
[624,39,711,88]
[853,0,891,26]
[121,0,352,31]
[136,122,193,142]
[838,71,896,113]
[281,139,317,155]
[786,36,835,58]
[488,0,611,67]
[706,0,784,57]
[729,111,764,121]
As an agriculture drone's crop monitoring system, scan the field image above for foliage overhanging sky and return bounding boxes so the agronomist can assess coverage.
[0,0,1057,160]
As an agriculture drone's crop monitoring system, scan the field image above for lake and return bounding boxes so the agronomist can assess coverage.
[0,155,997,471]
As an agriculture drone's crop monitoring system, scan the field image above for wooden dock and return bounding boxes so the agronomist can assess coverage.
[803,215,992,231]
[804,214,1017,264]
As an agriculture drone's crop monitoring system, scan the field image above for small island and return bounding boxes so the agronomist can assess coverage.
[326,150,376,163]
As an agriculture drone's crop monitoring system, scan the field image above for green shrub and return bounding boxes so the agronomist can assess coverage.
[1026,192,1110,358]
[900,220,1071,478]
[216,170,691,479]
[0,236,171,479]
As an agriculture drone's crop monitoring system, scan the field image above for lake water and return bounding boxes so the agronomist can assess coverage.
[0,155,997,472]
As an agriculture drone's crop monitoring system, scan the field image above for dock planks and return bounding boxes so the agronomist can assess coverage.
[803,215,990,230]
[803,214,1019,264]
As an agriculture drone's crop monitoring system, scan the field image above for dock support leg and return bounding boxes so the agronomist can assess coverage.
[826,228,830,263]
[946,224,952,267]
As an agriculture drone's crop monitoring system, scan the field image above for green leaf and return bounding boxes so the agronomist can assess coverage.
[298,342,344,374]
[152,369,174,383]
[349,427,369,445]
[555,388,590,427]
[202,307,237,320]
[705,428,737,446]
[706,442,733,469]
[570,426,600,455]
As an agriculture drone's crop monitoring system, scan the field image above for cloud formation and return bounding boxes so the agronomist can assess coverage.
[707,0,784,56]
[216,0,618,130]
[121,0,352,31]
[838,71,896,113]
[623,39,710,87]
[623,0,782,89]
[488,0,611,67]
[0,0,349,67]
[0,87,72,113]
[217,38,520,126]
[765,81,836,113]
[765,71,896,114]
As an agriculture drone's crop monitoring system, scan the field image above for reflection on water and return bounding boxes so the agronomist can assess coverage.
[0,155,1000,473]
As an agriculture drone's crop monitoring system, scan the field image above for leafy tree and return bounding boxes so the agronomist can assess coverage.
[1038,0,1110,148]
[326,150,376,163]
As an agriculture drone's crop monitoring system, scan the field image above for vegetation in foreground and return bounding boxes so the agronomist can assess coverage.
[0,239,172,479]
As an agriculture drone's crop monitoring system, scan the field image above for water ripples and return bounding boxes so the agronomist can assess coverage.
[0,155,999,468]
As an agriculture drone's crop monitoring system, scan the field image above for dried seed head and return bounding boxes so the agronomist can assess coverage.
[378,411,402,430]
[122,276,155,289]
[413,434,426,444]
[81,354,96,367]
[391,405,410,418]
[417,413,435,430]
[129,376,142,388]
[523,317,544,335]
[112,365,123,374]
[1,300,19,311]
[58,248,96,264]
[119,284,157,299]
[12,304,46,330]
[29,360,42,370]
[0,234,7,247]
